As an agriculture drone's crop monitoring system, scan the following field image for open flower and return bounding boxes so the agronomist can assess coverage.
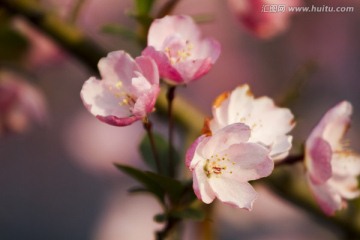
[227,0,301,39]
[142,15,221,84]
[0,71,47,135]
[80,51,160,126]
[209,84,295,161]
[186,123,273,209]
[305,101,360,215]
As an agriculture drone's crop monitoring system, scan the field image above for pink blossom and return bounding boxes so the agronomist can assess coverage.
[209,84,295,161]
[80,51,160,126]
[305,101,360,215]
[0,72,47,135]
[227,0,301,39]
[142,15,221,85]
[186,123,273,209]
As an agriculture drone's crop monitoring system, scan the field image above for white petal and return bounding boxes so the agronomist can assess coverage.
[193,163,216,204]
[270,135,293,161]
[220,142,273,182]
[203,123,251,155]
[208,177,258,210]
[80,77,130,118]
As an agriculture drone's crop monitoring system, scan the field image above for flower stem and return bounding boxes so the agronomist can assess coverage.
[167,85,176,177]
[143,118,162,174]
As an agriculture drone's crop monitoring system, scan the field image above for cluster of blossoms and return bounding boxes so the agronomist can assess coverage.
[80,15,360,215]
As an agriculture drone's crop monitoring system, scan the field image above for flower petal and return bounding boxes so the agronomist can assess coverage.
[308,101,352,151]
[185,135,208,169]
[142,46,183,83]
[208,177,258,210]
[147,15,201,50]
[306,137,332,184]
[270,135,293,161]
[203,123,251,155]
[135,56,159,85]
[332,152,360,176]
[98,51,138,87]
[307,174,342,216]
[220,142,273,182]
[80,77,130,118]
[193,163,216,204]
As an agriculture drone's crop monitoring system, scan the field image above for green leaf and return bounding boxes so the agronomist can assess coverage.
[169,208,205,221]
[0,25,29,62]
[101,24,138,40]
[114,164,165,202]
[145,171,184,203]
[135,0,155,16]
[139,132,180,176]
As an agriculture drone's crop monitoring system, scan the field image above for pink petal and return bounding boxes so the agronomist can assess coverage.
[306,137,332,185]
[185,135,207,169]
[98,51,138,87]
[307,174,342,216]
[147,15,201,50]
[220,142,273,182]
[209,177,258,210]
[80,78,139,126]
[203,123,251,155]
[308,101,352,151]
[142,46,183,83]
[96,115,140,127]
[132,85,160,116]
[193,163,216,204]
[135,56,159,85]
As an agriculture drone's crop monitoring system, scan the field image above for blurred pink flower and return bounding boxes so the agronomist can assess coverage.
[80,51,160,127]
[186,123,273,210]
[305,101,360,215]
[227,0,301,39]
[142,15,221,85]
[209,84,295,161]
[0,72,47,135]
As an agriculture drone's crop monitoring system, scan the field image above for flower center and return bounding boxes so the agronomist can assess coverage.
[164,40,193,65]
[108,81,136,108]
[203,154,235,178]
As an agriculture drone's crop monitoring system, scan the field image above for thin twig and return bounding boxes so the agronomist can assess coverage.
[143,118,162,174]
[167,86,176,177]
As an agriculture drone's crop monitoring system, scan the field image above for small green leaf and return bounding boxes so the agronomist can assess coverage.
[135,0,155,16]
[101,24,138,40]
[145,171,184,203]
[114,164,165,202]
[139,132,180,176]
[169,208,205,221]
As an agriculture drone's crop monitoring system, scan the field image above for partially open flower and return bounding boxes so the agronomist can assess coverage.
[142,15,221,85]
[305,101,360,215]
[186,123,273,209]
[227,0,301,39]
[209,84,295,161]
[0,71,47,135]
[80,51,160,127]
